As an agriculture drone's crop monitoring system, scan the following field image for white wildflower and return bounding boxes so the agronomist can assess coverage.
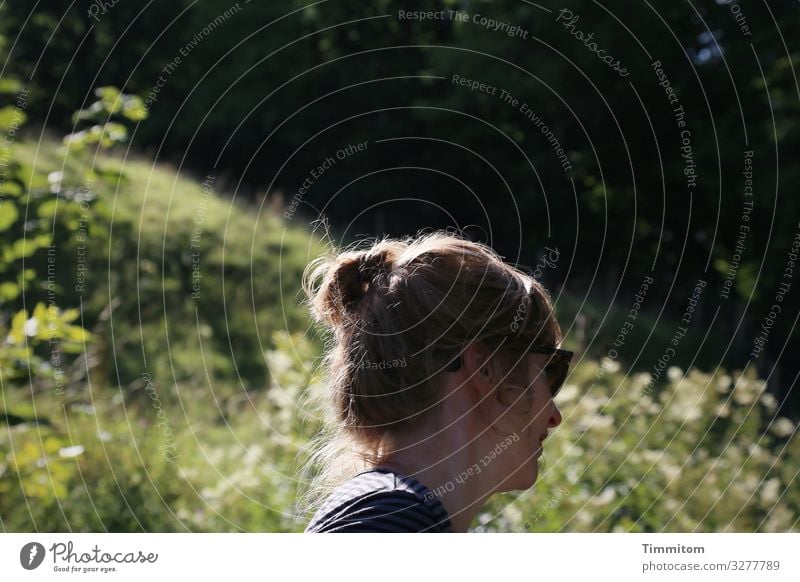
[591,487,616,505]
[601,357,620,374]
[667,366,683,382]
[760,478,781,505]
[557,384,579,403]
[23,317,38,337]
[59,445,85,458]
[760,392,778,412]
[769,417,796,438]
[714,402,730,418]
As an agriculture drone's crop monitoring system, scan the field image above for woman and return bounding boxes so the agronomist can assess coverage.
[300,231,571,532]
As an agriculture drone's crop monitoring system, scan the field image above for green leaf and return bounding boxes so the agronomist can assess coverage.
[60,308,80,323]
[122,96,148,121]
[0,178,24,197]
[0,77,22,94]
[0,200,19,231]
[15,163,49,191]
[0,105,26,132]
[37,199,59,219]
[9,308,29,344]
[34,233,52,248]
[0,281,19,300]
[32,303,50,340]
[96,86,122,115]
[64,324,91,343]
[11,235,47,259]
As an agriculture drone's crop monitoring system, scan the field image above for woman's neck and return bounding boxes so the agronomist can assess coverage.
[374,411,500,532]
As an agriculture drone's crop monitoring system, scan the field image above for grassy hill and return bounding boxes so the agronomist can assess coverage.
[2,133,326,531]
[1,134,797,532]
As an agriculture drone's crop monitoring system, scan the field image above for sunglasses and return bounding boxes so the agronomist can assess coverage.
[530,347,573,397]
[445,346,573,397]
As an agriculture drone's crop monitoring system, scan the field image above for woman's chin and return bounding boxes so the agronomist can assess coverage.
[515,459,540,490]
[529,462,540,486]
[495,455,541,492]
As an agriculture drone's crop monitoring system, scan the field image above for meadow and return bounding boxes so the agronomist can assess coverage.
[2,131,797,532]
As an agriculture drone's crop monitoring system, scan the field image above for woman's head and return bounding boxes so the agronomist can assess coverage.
[302,231,565,479]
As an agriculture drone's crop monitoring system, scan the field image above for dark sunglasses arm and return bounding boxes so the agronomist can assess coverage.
[445,347,573,372]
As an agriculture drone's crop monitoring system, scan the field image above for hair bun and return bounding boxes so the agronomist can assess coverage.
[358,248,393,284]
[304,240,405,327]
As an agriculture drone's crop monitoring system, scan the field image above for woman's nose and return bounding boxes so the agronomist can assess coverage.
[548,402,562,428]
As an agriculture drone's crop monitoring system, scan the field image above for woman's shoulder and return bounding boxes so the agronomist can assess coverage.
[305,469,452,533]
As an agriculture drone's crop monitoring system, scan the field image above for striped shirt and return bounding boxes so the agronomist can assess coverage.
[305,468,452,533]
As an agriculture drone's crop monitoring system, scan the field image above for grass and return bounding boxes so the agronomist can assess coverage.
[2,133,326,531]
[2,133,797,532]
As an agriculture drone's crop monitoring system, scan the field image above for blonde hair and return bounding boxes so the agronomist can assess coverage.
[295,230,561,519]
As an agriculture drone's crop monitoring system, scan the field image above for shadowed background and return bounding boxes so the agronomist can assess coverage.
[0,0,798,532]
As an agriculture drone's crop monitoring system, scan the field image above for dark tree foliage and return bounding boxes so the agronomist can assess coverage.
[2,0,798,415]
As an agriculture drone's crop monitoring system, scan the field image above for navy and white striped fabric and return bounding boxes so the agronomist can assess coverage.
[305,468,452,533]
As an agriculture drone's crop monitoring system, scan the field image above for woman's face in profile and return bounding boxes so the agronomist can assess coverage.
[494,353,563,491]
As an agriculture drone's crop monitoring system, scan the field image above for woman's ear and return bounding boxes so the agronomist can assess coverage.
[461,343,512,429]
[462,342,494,394]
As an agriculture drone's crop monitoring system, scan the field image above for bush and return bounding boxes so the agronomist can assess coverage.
[0,329,321,532]
[2,87,326,531]
[478,361,799,532]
